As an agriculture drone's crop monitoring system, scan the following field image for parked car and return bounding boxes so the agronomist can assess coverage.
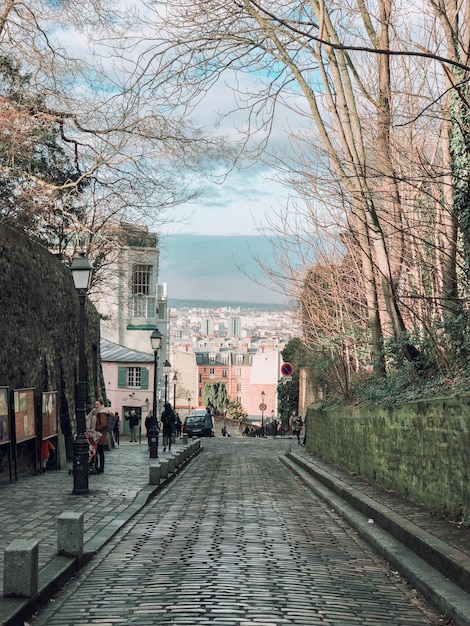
[183,414,212,438]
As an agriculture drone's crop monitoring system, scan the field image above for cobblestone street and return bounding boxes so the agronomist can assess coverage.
[30,438,443,625]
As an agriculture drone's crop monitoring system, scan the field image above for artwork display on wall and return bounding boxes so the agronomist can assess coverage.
[14,388,36,443]
[0,386,10,444]
[42,391,58,439]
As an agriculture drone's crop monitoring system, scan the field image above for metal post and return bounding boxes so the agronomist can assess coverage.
[150,348,159,458]
[72,291,89,495]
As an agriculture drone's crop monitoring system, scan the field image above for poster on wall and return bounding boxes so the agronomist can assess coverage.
[14,388,36,443]
[42,391,58,439]
[0,386,10,444]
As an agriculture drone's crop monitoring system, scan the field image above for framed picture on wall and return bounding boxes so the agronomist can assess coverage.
[13,388,36,443]
[42,391,58,439]
[0,386,10,444]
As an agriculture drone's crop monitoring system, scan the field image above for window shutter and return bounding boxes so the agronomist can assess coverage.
[118,367,127,389]
[141,367,149,390]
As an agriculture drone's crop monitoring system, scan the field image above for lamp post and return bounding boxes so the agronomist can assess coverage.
[261,390,266,437]
[271,409,276,437]
[70,252,94,495]
[163,360,171,405]
[149,328,163,459]
[172,372,178,410]
[188,397,191,416]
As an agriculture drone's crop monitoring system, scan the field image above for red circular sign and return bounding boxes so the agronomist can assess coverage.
[281,362,294,376]
[259,403,267,411]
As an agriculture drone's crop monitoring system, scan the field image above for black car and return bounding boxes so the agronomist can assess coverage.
[183,414,211,438]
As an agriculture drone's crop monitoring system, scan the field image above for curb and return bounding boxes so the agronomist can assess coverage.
[0,446,202,626]
[283,452,470,626]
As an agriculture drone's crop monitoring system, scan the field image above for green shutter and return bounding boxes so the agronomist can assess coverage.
[140,367,149,390]
[118,366,127,389]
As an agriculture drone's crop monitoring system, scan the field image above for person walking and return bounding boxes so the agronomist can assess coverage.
[175,413,182,438]
[95,406,111,473]
[113,411,120,445]
[204,406,214,438]
[145,411,159,451]
[292,414,303,444]
[161,403,176,452]
[128,410,139,442]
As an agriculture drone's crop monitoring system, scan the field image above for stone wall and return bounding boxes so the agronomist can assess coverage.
[305,397,470,519]
[0,224,103,482]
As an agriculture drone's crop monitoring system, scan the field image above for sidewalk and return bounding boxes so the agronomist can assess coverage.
[0,436,198,626]
[284,441,470,626]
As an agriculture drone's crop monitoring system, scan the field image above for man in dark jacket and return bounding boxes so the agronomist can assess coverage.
[161,403,176,452]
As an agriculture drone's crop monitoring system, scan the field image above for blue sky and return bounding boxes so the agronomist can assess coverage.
[158,233,286,304]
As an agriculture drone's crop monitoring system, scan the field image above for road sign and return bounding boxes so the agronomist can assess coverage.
[281,362,294,377]
[259,403,267,411]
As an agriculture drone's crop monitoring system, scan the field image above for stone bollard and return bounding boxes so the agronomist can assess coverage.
[167,454,175,474]
[183,433,188,444]
[58,511,84,558]
[160,459,169,479]
[3,538,39,598]
[173,450,181,468]
[149,463,161,485]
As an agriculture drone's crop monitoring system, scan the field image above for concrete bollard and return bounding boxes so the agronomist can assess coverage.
[183,433,188,444]
[3,538,39,598]
[149,463,161,485]
[173,451,181,468]
[57,511,84,558]
[167,455,175,474]
[160,459,169,479]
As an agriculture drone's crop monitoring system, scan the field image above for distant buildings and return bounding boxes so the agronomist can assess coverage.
[92,222,300,425]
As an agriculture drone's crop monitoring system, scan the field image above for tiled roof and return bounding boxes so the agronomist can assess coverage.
[100,338,153,363]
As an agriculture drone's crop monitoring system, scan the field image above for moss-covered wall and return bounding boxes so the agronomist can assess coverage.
[0,224,102,482]
[305,397,470,518]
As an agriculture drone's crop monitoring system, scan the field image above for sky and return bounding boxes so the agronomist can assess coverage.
[158,233,286,305]
[52,3,309,304]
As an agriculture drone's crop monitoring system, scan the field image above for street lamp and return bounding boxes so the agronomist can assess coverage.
[149,328,163,459]
[172,372,178,410]
[163,360,172,405]
[261,390,266,437]
[70,252,94,495]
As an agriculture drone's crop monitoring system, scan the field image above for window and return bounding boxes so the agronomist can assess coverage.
[236,354,243,364]
[237,382,242,392]
[222,369,227,378]
[132,264,152,295]
[210,368,215,375]
[237,368,242,377]
[131,265,155,319]
[117,366,149,390]
[127,367,141,388]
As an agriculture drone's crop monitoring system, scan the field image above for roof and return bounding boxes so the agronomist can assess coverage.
[100,338,153,364]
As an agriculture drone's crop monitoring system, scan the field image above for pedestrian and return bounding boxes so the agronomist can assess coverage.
[292,414,303,444]
[161,403,176,451]
[107,410,116,448]
[41,438,55,472]
[113,411,120,445]
[86,399,103,430]
[95,405,111,473]
[145,411,159,449]
[204,406,214,438]
[175,413,182,438]
[243,425,250,436]
[128,410,139,442]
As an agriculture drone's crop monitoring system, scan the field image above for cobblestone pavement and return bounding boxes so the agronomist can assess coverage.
[30,438,445,626]
[0,437,182,593]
